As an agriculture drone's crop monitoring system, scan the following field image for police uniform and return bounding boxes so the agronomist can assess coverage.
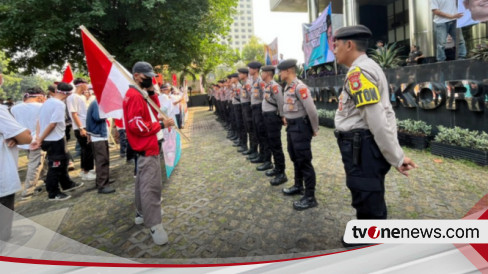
[230,74,246,151]
[248,61,271,166]
[239,68,257,155]
[279,59,319,211]
[229,74,242,146]
[334,25,405,220]
[261,65,288,185]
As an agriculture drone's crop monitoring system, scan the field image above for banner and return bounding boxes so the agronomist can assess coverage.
[264,38,279,66]
[302,3,334,69]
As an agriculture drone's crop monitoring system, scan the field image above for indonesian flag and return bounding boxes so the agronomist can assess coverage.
[172,73,178,87]
[62,63,74,83]
[81,27,131,119]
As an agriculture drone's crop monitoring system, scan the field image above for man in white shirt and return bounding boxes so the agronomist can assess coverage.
[0,105,32,241]
[431,0,467,61]
[66,78,95,181]
[10,87,46,200]
[170,87,183,129]
[32,83,84,201]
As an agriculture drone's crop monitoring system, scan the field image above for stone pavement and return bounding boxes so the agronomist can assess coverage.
[13,107,488,263]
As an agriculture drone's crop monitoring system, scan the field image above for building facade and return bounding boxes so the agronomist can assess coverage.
[227,0,255,52]
[271,0,487,58]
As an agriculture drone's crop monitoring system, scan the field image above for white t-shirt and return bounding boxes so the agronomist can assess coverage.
[431,0,458,24]
[39,98,66,141]
[158,94,174,115]
[170,94,181,115]
[66,93,88,130]
[0,105,26,197]
[10,102,42,150]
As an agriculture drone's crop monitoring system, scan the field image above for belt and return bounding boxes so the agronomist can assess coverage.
[241,102,251,106]
[286,116,308,125]
[251,104,262,109]
[263,111,279,116]
[334,129,371,139]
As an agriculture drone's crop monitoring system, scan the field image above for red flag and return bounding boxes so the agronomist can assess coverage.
[81,27,131,118]
[155,73,163,86]
[172,73,178,87]
[62,64,74,83]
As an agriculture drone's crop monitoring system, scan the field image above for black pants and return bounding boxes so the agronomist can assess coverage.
[252,104,271,161]
[242,103,257,152]
[229,103,235,132]
[286,117,316,197]
[234,104,246,147]
[336,130,391,220]
[0,194,14,241]
[74,129,94,172]
[92,141,110,189]
[42,138,76,198]
[209,96,214,110]
[175,114,182,129]
[264,111,285,171]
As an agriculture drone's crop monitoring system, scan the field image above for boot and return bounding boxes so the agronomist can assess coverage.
[270,173,288,186]
[256,161,273,171]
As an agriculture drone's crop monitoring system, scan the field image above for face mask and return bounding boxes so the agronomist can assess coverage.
[140,77,153,88]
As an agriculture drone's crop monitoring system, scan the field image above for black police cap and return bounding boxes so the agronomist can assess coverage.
[334,25,372,40]
[238,68,249,74]
[227,75,232,79]
[229,73,239,78]
[218,80,226,83]
[277,59,297,71]
[261,65,276,72]
[247,61,262,69]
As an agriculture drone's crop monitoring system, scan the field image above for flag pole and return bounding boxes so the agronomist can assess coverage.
[79,25,190,142]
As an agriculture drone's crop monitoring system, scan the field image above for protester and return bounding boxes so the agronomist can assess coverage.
[406,45,425,66]
[431,0,467,61]
[86,100,116,194]
[31,82,84,201]
[375,40,384,52]
[0,104,32,241]
[67,78,95,181]
[123,61,175,245]
[10,87,46,200]
[170,87,183,129]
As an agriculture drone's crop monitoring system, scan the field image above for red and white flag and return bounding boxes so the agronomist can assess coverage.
[61,63,74,84]
[81,27,131,119]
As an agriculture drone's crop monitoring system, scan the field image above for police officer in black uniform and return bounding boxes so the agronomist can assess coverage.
[333,25,417,241]
[261,65,288,186]
[279,59,320,211]
[239,68,258,156]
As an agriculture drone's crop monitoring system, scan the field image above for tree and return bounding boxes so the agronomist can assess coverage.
[241,36,266,65]
[0,0,238,73]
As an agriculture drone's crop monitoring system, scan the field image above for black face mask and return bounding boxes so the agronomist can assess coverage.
[140,77,153,88]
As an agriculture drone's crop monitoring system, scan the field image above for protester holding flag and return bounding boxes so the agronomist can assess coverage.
[170,87,183,129]
[123,61,174,246]
[67,78,95,181]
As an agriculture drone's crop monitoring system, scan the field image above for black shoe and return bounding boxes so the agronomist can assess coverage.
[293,196,318,211]
[270,173,288,186]
[256,162,273,171]
[98,186,116,194]
[250,157,265,164]
[242,149,253,155]
[265,169,279,177]
[247,152,259,160]
[230,136,239,141]
[64,182,84,192]
[48,192,71,201]
[282,185,304,196]
[237,147,248,153]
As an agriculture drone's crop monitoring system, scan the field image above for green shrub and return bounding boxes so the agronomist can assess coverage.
[397,119,432,136]
[435,126,488,151]
[317,109,335,119]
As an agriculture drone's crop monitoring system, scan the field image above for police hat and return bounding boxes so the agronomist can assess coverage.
[247,61,262,69]
[227,75,232,79]
[238,68,249,74]
[218,80,226,83]
[229,73,239,78]
[261,65,276,72]
[334,25,372,40]
[277,59,297,71]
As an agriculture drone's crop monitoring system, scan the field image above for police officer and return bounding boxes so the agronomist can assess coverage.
[279,59,319,211]
[261,65,288,186]
[238,68,257,156]
[229,73,244,149]
[248,61,272,169]
[215,80,224,123]
[333,25,417,223]
[225,76,238,142]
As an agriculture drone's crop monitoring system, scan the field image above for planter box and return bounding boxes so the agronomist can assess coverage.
[319,117,335,128]
[431,142,488,166]
[397,132,431,150]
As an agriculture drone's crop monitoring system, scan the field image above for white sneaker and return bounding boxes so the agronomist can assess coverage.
[134,209,164,225]
[150,224,168,245]
[81,172,96,181]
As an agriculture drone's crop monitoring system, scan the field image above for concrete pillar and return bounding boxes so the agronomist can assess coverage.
[343,0,359,26]
[409,0,435,57]
[307,0,319,23]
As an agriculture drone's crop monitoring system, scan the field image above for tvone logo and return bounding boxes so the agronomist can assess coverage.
[368,226,380,239]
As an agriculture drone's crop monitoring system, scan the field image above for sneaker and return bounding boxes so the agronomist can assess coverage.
[135,212,144,225]
[48,192,71,201]
[21,193,33,201]
[81,172,96,181]
[64,182,84,192]
[150,224,168,245]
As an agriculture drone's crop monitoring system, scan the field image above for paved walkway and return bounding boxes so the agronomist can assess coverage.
[13,107,488,263]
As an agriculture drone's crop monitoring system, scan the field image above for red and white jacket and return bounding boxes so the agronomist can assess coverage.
[123,87,161,157]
